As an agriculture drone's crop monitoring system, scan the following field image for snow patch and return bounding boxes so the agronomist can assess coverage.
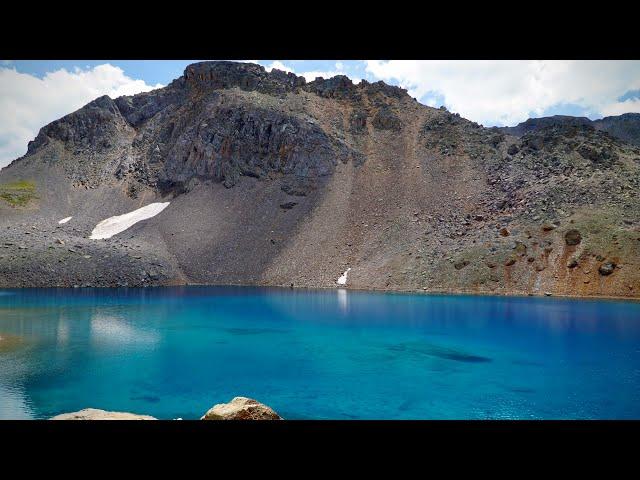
[89,202,170,240]
[58,217,72,224]
[337,267,351,285]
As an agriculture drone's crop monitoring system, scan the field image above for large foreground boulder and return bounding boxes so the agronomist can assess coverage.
[201,397,283,420]
[50,408,157,420]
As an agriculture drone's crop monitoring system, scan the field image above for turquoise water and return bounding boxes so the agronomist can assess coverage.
[1,286,639,419]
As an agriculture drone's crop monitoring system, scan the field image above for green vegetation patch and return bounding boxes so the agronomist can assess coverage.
[568,207,640,260]
[0,180,37,207]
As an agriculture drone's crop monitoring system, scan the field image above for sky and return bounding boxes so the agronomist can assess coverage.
[1,59,640,168]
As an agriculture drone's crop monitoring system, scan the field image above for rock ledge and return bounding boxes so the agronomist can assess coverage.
[201,397,283,420]
[50,408,157,420]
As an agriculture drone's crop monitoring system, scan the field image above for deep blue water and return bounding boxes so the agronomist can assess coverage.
[1,286,639,420]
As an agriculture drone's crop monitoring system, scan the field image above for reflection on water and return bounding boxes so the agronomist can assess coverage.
[337,289,348,313]
[90,312,160,346]
[1,287,639,420]
[56,317,69,346]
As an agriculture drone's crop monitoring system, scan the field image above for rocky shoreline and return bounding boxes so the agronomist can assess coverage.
[50,397,283,421]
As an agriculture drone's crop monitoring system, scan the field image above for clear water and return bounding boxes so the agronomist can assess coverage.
[1,286,639,420]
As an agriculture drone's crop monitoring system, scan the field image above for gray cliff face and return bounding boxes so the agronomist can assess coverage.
[26,95,131,156]
[160,101,358,190]
[1,61,639,298]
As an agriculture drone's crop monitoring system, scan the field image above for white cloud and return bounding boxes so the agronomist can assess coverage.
[300,70,341,81]
[0,64,162,168]
[264,61,293,73]
[335,62,344,70]
[600,98,640,117]
[365,60,640,126]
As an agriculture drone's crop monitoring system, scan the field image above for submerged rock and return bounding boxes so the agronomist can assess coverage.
[50,408,157,420]
[201,397,283,420]
[0,333,24,352]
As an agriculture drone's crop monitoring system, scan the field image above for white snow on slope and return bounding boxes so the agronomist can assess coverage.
[89,202,170,240]
[58,216,73,224]
[337,267,351,285]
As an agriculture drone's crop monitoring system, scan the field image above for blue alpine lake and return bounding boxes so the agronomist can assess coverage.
[1,286,639,420]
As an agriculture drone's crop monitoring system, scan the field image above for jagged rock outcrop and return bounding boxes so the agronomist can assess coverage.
[1,61,638,298]
[184,61,305,96]
[160,103,359,189]
[372,106,402,131]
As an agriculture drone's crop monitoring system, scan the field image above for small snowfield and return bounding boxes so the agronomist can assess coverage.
[89,202,170,240]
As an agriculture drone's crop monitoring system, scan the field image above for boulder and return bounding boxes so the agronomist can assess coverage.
[51,408,157,420]
[564,229,582,246]
[513,241,527,255]
[454,259,470,270]
[598,262,616,276]
[201,397,282,420]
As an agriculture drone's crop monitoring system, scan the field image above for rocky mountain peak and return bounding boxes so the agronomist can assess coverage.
[25,93,129,158]
[500,113,640,147]
[181,61,412,103]
[182,61,306,96]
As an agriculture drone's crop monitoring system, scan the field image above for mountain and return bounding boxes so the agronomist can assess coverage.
[499,113,640,146]
[1,61,639,298]
[593,113,640,146]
